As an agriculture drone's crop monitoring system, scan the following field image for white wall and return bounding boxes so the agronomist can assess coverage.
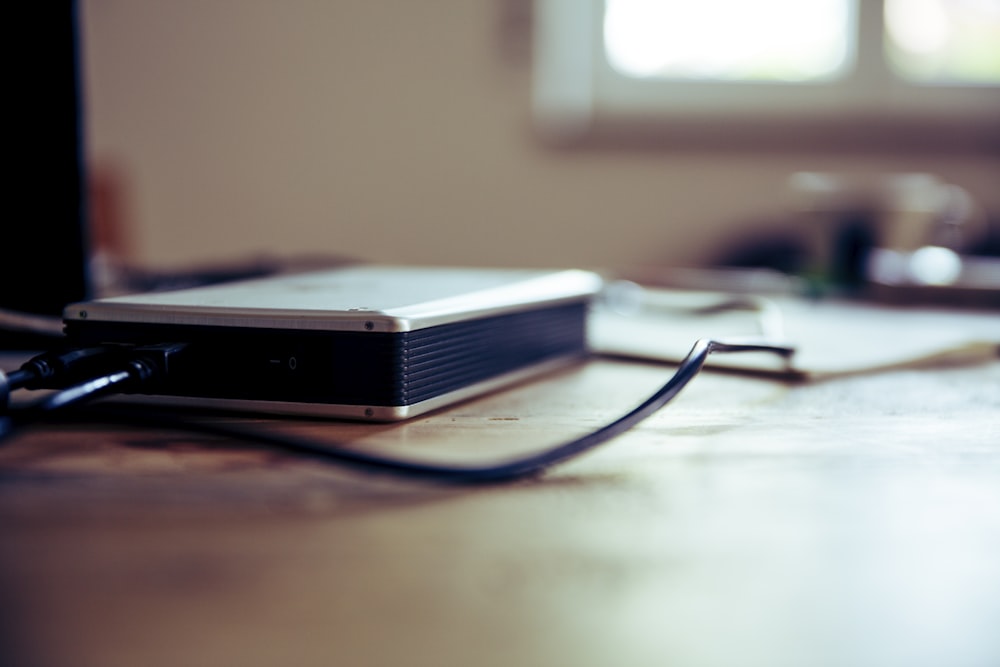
[80,0,1000,274]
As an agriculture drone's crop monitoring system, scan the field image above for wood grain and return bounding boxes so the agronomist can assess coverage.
[1,357,998,667]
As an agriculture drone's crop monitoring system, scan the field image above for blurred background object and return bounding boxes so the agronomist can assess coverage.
[2,2,91,318]
[76,1,1000,283]
[787,171,1000,306]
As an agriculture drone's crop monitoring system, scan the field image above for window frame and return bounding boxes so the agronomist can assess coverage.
[532,0,1000,151]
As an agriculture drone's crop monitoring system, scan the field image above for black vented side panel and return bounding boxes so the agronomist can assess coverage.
[398,304,586,404]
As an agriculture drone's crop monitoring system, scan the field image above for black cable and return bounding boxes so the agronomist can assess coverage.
[3,345,120,392]
[0,343,187,441]
[0,369,10,412]
[3,344,118,414]
[35,368,140,413]
[17,338,794,484]
[1,368,138,439]
[0,368,138,443]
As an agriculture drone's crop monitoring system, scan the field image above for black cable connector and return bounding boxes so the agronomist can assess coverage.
[3,344,118,414]
[28,342,189,413]
[4,345,120,392]
[0,342,189,442]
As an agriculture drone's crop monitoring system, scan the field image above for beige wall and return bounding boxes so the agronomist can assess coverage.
[80,0,1000,274]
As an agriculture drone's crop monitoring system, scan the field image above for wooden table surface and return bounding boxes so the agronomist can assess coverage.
[1,341,999,667]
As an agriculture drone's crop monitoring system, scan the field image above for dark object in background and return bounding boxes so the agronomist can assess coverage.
[2,1,91,320]
[711,224,810,278]
[826,209,878,290]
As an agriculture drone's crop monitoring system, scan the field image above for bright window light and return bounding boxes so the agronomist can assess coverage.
[532,0,1000,147]
[885,0,1000,84]
[604,0,853,82]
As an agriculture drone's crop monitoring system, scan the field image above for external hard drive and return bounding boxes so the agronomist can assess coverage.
[62,265,604,420]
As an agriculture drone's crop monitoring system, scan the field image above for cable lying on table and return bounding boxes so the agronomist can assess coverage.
[1,337,793,483]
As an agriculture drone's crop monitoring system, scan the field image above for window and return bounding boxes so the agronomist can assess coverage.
[884,0,1000,84]
[605,0,854,83]
[532,0,1000,149]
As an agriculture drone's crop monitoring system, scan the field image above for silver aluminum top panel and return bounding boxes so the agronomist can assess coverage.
[64,265,604,333]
